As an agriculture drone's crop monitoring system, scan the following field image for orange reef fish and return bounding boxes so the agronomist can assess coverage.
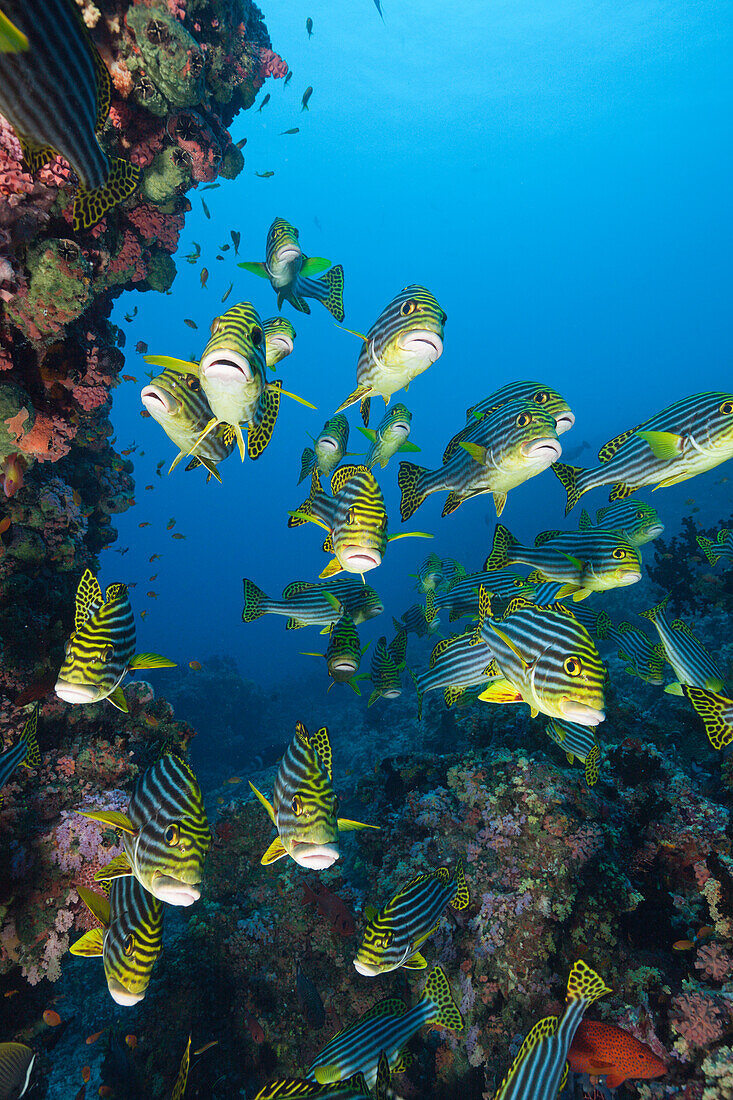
[568,1020,667,1088]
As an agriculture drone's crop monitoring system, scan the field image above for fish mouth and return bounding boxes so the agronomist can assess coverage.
[54,680,101,704]
[270,335,294,357]
[151,872,201,907]
[399,330,444,360]
[555,411,575,434]
[332,660,358,674]
[617,571,642,586]
[645,523,665,539]
[318,435,339,451]
[200,349,253,384]
[560,699,605,726]
[353,958,383,977]
[275,245,301,265]
[291,843,339,870]
[521,437,562,461]
[141,385,178,416]
[383,688,402,698]
[108,979,144,1006]
[341,547,382,572]
[393,422,411,434]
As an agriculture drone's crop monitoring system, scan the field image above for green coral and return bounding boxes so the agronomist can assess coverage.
[142,146,192,206]
[145,251,177,293]
[125,4,204,109]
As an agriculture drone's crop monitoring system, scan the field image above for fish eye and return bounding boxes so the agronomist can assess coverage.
[400,299,417,317]
[636,510,644,518]
[720,400,733,414]
[210,317,220,336]
[516,412,532,427]
[186,376,200,391]
[534,391,549,404]
[251,326,263,346]
[124,934,135,956]
[564,656,582,677]
[513,578,524,587]
[346,507,356,524]
[100,644,114,662]
[164,823,180,845]
[612,548,627,559]
[292,795,304,816]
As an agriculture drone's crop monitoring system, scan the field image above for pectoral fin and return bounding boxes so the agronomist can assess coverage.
[664,681,684,696]
[94,853,133,882]
[261,836,288,864]
[129,653,177,669]
[69,928,105,957]
[238,261,270,278]
[334,384,372,415]
[636,429,683,461]
[143,355,199,374]
[478,678,523,705]
[300,257,331,276]
[338,818,380,831]
[249,782,276,824]
[107,685,128,712]
[319,558,343,579]
[459,441,487,464]
[399,441,421,452]
[403,950,428,969]
[77,808,136,833]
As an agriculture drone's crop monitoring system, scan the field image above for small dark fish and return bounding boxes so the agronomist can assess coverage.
[201,183,221,191]
[147,591,158,599]
[150,574,158,581]
[230,230,240,253]
[184,318,198,329]
[201,198,210,219]
[222,282,233,303]
[145,485,153,491]
[215,255,224,261]
[138,522,151,528]
[167,518,176,530]
[200,268,209,288]
[284,71,293,87]
[135,341,148,354]
[296,963,325,1029]
[281,127,300,135]
[256,171,274,178]
[243,1010,265,1044]
[140,410,151,418]
[301,86,313,111]
[373,0,384,18]
[306,17,313,37]
[121,374,137,382]
[172,533,186,540]
[149,554,161,562]
[156,461,165,475]
[219,243,230,252]
[257,93,271,112]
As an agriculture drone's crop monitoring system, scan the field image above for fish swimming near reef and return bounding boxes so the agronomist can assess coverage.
[568,1020,667,1088]
[140,364,235,482]
[357,403,420,470]
[697,527,733,566]
[70,880,163,1006]
[578,499,665,546]
[308,965,463,1088]
[485,524,642,601]
[249,722,377,869]
[553,392,733,513]
[680,684,733,751]
[0,1042,35,1099]
[443,381,575,462]
[367,632,407,706]
[302,611,370,694]
[639,594,727,696]
[335,286,446,426]
[415,629,498,717]
[253,1074,372,1099]
[472,588,607,725]
[55,570,175,711]
[544,718,601,786]
[394,596,439,637]
[242,576,383,630]
[296,963,326,1029]
[434,569,534,623]
[0,0,140,229]
[303,880,356,937]
[289,465,432,578]
[82,755,211,907]
[239,218,344,321]
[491,960,610,1100]
[354,862,469,975]
[299,415,351,484]
[399,399,562,519]
[0,705,39,807]
[263,316,297,370]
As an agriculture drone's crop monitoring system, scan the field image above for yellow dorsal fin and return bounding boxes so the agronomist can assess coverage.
[75,569,102,631]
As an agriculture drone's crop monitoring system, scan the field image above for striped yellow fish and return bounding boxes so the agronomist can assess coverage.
[697,528,733,566]
[302,612,370,694]
[639,594,726,696]
[299,415,351,484]
[0,705,39,808]
[0,0,139,229]
[357,403,420,470]
[55,570,175,711]
[263,316,297,370]
[239,218,344,321]
[681,685,733,751]
[545,718,601,786]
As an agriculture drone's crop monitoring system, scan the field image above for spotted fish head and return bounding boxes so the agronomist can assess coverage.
[55,583,134,705]
[369,285,446,378]
[263,316,297,368]
[483,399,562,474]
[332,466,389,574]
[518,383,574,434]
[265,217,303,280]
[103,879,162,1006]
[140,366,211,434]
[199,303,267,423]
[275,724,340,869]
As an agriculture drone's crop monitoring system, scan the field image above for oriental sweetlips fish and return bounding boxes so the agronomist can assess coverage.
[544,718,601,787]
[486,524,642,601]
[81,755,210,907]
[681,685,733,751]
[697,527,733,566]
[302,612,370,694]
[553,392,733,514]
[492,960,610,1100]
[472,588,607,725]
[70,880,163,1006]
[249,722,378,869]
[55,570,175,711]
[140,364,235,482]
[367,632,407,706]
[253,1072,374,1099]
[568,1020,667,1088]
[0,705,39,808]
[639,594,727,696]
[357,404,420,469]
[434,569,534,622]
[242,576,383,629]
[399,399,562,519]
[578,499,664,546]
[0,0,140,230]
[415,630,497,717]
[580,609,668,686]
[395,595,439,637]
[335,286,446,426]
[239,218,345,321]
[263,316,297,370]
[299,415,351,484]
[309,965,463,1088]
[444,380,575,462]
[0,1042,35,1099]
[289,465,432,578]
[354,863,469,976]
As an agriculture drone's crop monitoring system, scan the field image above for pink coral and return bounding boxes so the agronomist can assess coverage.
[670,991,726,1049]
[259,48,288,79]
[695,942,733,982]
[6,408,75,462]
[127,203,184,251]
[108,229,147,282]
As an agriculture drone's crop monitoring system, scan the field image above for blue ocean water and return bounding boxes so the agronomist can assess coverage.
[106,0,733,695]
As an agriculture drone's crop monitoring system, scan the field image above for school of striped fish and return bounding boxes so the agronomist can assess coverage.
[0,1,731,1097]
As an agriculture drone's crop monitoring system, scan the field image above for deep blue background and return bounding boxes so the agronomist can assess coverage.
[105,0,733,686]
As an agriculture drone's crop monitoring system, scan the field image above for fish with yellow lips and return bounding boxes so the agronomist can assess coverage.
[249,722,378,869]
[69,879,163,1006]
[288,464,432,578]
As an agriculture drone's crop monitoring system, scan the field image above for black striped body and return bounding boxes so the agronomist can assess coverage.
[324,613,363,683]
[141,365,235,474]
[416,631,497,712]
[272,723,340,869]
[435,569,533,621]
[258,218,345,320]
[580,499,664,546]
[199,302,269,440]
[55,570,135,705]
[290,465,389,575]
[299,415,350,483]
[0,707,39,800]
[102,876,163,1006]
[698,528,733,565]
[463,381,575,436]
[263,316,297,370]
[640,596,726,693]
[607,621,667,685]
[124,755,210,907]
[545,718,601,786]
[362,404,414,469]
[0,1042,35,1099]
[367,636,403,706]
